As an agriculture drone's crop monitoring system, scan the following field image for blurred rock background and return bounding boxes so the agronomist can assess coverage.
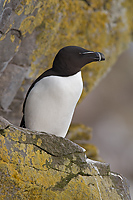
[73,43,133,197]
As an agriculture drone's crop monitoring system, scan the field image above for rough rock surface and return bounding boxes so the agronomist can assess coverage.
[67,124,102,161]
[0,0,133,125]
[0,117,131,199]
[0,64,27,110]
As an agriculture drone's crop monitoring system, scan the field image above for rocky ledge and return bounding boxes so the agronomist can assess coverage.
[0,116,131,199]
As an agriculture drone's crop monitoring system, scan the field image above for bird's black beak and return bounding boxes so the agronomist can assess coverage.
[95,52,105,61]
[81,51,105,62]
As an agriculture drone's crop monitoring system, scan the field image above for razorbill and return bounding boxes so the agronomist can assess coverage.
[20,46,105,137]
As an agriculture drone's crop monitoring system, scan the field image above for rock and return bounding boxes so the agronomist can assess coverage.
[0,0,133,121]
[0,64,27,110]
[0,29,22,73]
[67,123,92,141]
[0,117,131,199]
[67,124,102,161]
[0,7,12,34]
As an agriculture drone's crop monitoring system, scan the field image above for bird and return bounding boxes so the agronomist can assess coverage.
[20,46,105,137]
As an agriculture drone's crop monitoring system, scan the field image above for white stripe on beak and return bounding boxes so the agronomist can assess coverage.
[81,52,94,54]
[97,52,101,61]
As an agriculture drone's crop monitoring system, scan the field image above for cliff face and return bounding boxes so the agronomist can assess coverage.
[0,1,132,198]
[0,117,131,199]
[0,0,133,123]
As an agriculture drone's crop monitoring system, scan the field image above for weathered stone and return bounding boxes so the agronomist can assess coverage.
[0,117,85,157]
[0,7,12,34]
[0,29,22,73]
[10,31,37,67]
[0,117,131,199]
[0,64,27,110]
[110,172,131,200]
[67,124,102,161]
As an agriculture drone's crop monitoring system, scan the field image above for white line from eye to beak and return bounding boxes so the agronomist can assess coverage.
[80,52,102,61]
[81,52,94,54]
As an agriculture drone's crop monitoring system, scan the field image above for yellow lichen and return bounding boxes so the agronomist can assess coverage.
[0,34,6,41]
[0,128,126,200]
[15,44,20,53]
[3,0,11,8]
[19,16,35,36]
[0,135,10,162]
[36,138,42,146]
[15,5,24,15]
[64,158,70,166]
[19,143,26,151]
[67,124,92,141]
[32,134,36,139]
[2,0,132,100]
[71,163,80,174]
[21,133,26,141]
[10,34,15,42]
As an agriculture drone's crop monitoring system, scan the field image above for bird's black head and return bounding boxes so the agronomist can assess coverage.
[52,46,105,76]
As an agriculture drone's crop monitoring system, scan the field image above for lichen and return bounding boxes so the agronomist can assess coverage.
[1,0,132,197]
[67,124,102,161]
[1,0,132,100]
[0,117,130,199]
[17,0,132,99]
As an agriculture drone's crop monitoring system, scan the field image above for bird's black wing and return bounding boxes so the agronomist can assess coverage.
[20,115,26,128]
[20,68,57,127]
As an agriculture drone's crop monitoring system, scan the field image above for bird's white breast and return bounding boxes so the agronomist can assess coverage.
[24,71,83,137]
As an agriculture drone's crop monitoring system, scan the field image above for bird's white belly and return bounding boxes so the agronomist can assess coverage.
[24,71,83,137]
